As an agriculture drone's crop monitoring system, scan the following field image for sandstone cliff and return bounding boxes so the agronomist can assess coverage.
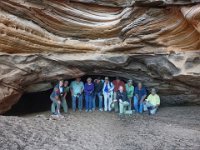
[0,0,200,113]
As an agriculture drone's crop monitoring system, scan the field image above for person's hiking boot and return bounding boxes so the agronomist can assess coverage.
[52,112,57,115]
[148,107,153,115]
[148,109,151,115]
[51,114,59,120]
[58,114,64,119]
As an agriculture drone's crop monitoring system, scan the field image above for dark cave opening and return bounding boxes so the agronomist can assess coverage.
[5,75,137,116]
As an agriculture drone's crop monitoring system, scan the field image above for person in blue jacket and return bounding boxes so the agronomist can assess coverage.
[134,82,147,113]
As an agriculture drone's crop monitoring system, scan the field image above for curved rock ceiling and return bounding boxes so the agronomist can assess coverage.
[0,0,200,113]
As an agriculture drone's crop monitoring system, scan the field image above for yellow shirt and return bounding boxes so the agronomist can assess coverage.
[146,94,160,106]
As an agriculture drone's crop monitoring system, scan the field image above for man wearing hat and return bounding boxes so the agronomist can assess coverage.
[102,77,114,112]
[143,88,160,115]
[112,77,125,112]
[125,79,134,110]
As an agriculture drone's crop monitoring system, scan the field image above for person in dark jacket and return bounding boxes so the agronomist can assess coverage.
[84,77,94,112]
[115,86,129,115]
[134,82,147,113]
[93,77,104,111]
[112,77,125,112]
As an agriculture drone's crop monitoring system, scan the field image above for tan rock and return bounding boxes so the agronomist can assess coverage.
[0,0,199,113]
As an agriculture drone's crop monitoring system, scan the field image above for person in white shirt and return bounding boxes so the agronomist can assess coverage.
[102,77,114,112]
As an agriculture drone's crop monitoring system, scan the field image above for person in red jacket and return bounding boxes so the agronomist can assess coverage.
[112,77,125,112]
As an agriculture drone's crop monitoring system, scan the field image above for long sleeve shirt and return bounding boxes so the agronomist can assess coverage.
[134,86,147,100]
[84,83,94,95]
[50,84,64,98]
[116,91,128,102]
[103,82,114,95]
[94,81,104,94]
[112,80,125,92]
[125,84,134,98]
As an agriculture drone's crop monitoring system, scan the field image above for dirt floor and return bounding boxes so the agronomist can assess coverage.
[0,106,200,150]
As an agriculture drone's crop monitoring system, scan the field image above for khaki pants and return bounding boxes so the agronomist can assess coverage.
[51,96,68,114]
[128,97,133,110]
[119,101,129,114]
[113,92,119,112]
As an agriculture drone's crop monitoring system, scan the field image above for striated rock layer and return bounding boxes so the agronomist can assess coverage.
[0,0,200,113]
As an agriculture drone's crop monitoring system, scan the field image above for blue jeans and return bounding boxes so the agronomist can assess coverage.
[93,92,103,110]
[72,95,83,111]
[134,96,143,113]
[85,94,93,111]
[144,102,158,115]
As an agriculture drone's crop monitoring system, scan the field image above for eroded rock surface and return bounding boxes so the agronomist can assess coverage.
[0,0,200,113]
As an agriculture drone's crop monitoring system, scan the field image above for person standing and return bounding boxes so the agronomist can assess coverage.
[134,82,147,113]
[50,80,65,116]
[103,77,114,112]
[61,80,70,113]
[93,77,104,111]
[112,77,125,112]
[84,77,94,112]
[125,79,134,110]
[144,88,160,115]
[70,77,84,112]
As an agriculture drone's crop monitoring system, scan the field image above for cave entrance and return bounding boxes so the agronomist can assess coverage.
[4,75,131,116]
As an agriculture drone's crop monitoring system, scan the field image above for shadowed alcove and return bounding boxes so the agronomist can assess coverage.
[4,75,134,116]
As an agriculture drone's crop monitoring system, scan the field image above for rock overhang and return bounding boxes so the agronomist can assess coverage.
[0,0,200,113]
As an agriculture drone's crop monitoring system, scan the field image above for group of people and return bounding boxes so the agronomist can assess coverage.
[50,77,160,117]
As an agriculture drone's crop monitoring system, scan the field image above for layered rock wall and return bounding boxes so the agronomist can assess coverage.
[0,0,200,113]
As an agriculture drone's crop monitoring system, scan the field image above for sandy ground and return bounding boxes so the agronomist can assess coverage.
[0,106,200,150]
